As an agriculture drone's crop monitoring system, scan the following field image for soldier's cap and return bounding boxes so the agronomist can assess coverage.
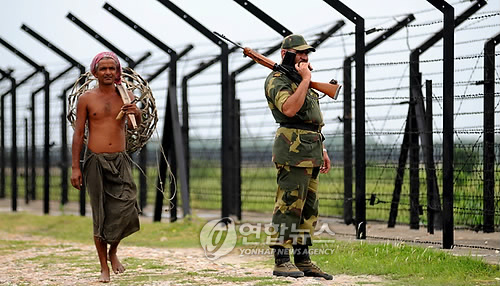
[281,34,316,52]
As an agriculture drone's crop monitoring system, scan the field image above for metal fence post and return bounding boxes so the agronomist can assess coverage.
[425,80,441,233]
[0,37,51,213]
[324,0,366,239]
[483,32,500,233]
[156,0,232,219]
[391,0,484,235]
[345,15,415,226]
[21,24,86,207]
[0,69,17,211]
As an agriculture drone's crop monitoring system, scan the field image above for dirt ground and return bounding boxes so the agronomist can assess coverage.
[0,199,499,285]
[0,231,385,286]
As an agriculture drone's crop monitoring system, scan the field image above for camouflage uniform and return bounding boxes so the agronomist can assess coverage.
[265,69,324,247]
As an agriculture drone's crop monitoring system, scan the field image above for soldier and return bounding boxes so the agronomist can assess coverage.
[265,34,333,280]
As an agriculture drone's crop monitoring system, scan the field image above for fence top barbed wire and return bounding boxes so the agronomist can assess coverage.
[0,2,498,152]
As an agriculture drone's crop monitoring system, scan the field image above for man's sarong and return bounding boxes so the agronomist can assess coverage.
[83,149,140,243]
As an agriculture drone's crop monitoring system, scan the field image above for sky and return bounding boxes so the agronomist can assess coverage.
[0,0,499,149]
[0,0,433,69]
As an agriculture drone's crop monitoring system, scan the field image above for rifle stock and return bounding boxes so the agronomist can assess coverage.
[310,81,341,100]
[243,47,275,69]
[242,47,341,99]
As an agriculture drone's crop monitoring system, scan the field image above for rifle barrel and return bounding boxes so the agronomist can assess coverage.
[213,31,244,49]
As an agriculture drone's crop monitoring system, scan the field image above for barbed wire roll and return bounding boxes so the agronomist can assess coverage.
[67,67,158,153]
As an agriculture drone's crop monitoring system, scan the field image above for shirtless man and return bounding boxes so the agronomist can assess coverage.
[71,52,142,283]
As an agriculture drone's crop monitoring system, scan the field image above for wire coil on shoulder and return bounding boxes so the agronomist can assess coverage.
[67,67,158,153]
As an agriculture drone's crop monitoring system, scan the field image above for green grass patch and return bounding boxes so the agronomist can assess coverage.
[0,212,94,243]
[22,253,93,267]
[0,212,206,248]
[310,241,500,285]
[0,239,45,250]
[122,257,170,270]
[123,215,206,248]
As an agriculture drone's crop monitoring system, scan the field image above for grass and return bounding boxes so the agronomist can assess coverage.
[0,212,205,248]
[0,212,499,285]
[310,241,500,285]
[22,253,93,268]
[122,257,171,270]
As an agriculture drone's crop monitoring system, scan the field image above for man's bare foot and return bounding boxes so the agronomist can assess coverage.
[109,252,125,274]
[99,268,110,283]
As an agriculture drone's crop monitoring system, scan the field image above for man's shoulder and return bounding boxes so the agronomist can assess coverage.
[83,86,109,99]
[266,71,292,86]
[266,70,286,79]
[81,87,98,97]
[77,88,99,105]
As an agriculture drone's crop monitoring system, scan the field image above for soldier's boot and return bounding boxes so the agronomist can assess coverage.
[293,245,333,280]
[272,246,304,278]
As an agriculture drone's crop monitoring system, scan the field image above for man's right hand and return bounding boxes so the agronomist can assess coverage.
[295,61,312,82]
[71,168,83,190]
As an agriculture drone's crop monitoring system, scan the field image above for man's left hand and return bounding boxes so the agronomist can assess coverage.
[320,149,331,174]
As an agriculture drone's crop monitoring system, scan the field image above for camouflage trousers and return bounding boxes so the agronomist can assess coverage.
[269,164,320,247]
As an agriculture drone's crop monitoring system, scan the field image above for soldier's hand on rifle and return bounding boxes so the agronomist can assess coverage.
[295,61,312,82]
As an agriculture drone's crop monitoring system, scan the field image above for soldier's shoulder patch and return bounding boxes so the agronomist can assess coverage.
[273,72,282,77]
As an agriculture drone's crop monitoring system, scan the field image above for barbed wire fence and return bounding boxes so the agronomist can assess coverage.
[0,1,499,248]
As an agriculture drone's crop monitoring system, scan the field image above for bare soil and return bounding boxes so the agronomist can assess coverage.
[0,231,385,286]
[1,199,499,285]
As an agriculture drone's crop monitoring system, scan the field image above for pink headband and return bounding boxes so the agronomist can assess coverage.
[90,52,122,84]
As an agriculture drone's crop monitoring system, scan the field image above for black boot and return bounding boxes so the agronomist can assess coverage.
[293,245,310,264]
[272,246,304,278]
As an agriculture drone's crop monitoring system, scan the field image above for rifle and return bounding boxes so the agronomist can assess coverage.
[214,32,341,100]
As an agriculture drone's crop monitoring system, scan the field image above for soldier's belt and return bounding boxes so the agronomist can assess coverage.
[279,122,320,132]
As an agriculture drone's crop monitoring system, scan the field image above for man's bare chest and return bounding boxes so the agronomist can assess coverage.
[88,96,123,120]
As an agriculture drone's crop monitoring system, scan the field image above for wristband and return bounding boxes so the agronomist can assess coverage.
[323,148,327,152]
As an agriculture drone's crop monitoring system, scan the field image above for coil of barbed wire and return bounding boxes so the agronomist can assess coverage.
[67,67,158,153]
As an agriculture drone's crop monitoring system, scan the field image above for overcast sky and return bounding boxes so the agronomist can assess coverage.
[0,0,447,71]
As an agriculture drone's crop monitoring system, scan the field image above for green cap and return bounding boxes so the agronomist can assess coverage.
[281,34,316,52]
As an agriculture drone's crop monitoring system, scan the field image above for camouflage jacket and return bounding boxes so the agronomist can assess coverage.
[264,70,324,167]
